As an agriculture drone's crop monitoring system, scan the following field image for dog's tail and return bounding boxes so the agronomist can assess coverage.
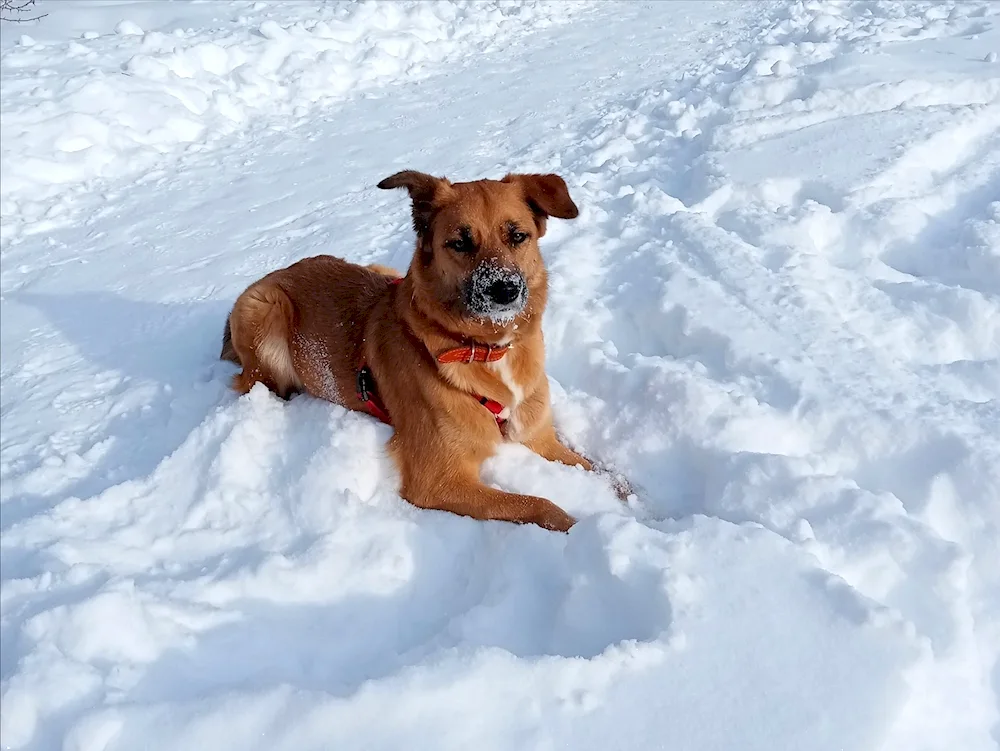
[220,316,239,364]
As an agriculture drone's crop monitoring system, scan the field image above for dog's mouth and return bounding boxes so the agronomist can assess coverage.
[464,263,528,323]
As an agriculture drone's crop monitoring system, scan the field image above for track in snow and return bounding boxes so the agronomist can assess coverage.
[1,2,999,750]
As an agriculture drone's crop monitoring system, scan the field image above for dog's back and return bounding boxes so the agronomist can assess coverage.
[223,255,398,403]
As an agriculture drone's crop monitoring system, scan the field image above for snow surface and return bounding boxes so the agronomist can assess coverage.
[1,1,999,749]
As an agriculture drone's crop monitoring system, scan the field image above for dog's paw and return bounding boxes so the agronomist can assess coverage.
[592,463,636,503]
[610,472,637,503]
[535,502,576,533]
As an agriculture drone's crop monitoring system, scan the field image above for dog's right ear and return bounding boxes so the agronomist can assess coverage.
[377,170,450,236]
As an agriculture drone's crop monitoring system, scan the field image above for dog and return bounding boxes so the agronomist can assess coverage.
[221,170,598,532]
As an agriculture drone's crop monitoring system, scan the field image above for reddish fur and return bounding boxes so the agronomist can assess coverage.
[222,171,597,532]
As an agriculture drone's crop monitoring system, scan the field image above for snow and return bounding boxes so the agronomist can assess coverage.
[1,1,998,750]
[0,0,589,245]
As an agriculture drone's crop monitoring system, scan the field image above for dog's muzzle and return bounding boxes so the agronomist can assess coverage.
[465,264,527,319]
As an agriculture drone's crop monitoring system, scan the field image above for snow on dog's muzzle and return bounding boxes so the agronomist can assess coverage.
[466,263,527,322]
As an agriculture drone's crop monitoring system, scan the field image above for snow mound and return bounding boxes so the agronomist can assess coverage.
[12,515,923,751]
[0,0,591,245]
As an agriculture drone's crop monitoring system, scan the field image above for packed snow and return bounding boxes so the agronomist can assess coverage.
[1,1,998,750]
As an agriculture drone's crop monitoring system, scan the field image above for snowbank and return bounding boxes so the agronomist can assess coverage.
[0,0,590,244]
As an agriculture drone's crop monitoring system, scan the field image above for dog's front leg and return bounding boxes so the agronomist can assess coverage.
[516,391,637,503]
[523,427,593,471]
[396,456,575,532]
[513,385,594,471]
[524,430,634,502]
[437,481,577,533]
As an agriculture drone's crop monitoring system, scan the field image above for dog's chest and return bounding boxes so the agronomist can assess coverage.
[439,349,531,432]
[487,357,523,419]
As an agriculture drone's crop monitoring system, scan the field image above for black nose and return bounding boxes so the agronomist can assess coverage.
[485,278,523,305]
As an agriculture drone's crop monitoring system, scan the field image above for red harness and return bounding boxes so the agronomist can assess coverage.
[355,277,508,431]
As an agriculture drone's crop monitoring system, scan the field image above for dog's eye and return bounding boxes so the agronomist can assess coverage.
[510,230,529,246]
[446,236,475,254]
[445,226,476,254]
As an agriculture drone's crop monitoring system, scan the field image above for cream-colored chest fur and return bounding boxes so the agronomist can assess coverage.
[487,356,523,421]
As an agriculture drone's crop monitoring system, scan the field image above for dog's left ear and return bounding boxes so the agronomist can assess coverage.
[378,170,450,236]
[502,173,579,222]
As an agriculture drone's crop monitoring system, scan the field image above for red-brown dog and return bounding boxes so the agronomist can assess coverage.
[221,170,595,531]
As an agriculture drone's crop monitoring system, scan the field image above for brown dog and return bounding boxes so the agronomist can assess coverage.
[221,170,594,532]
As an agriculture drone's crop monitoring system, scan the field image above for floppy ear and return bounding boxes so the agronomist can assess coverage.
[377,170,449,236]
[502,173,579,221]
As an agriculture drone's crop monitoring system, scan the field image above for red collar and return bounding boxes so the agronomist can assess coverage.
[437,342,510,364]
[356,275,507,431]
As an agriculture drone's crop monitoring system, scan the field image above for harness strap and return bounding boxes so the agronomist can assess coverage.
[356,364,393,425]
[355,363,506,431]
[478,395,507,421]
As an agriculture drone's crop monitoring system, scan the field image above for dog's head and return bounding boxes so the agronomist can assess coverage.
[378,170,578,336]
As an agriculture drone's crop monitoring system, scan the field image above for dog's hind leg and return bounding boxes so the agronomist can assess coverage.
[226,282,303,398]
